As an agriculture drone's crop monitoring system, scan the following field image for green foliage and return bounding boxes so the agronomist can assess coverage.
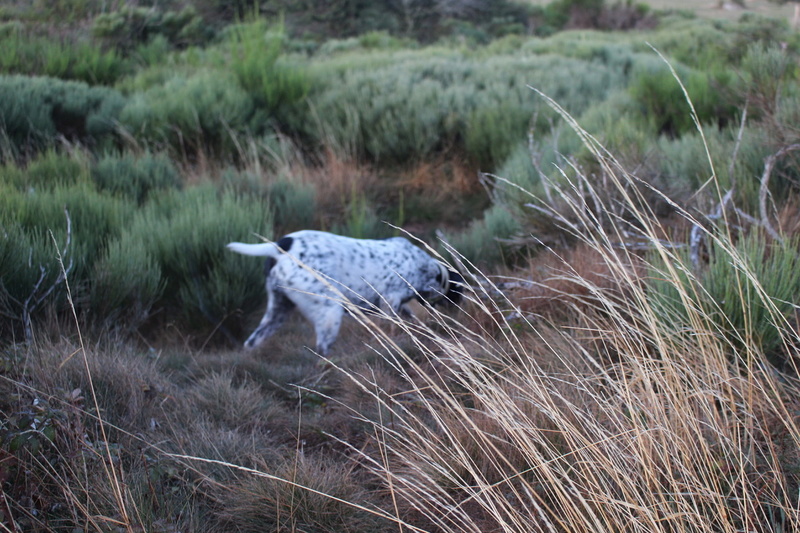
[307,49,624,168]
[226,20,311,127]
[267,178,317,232]
[330,191,389,239]
[543,0,605,29]
[0,182,132,280]
[655,124,775,209]
[0,75,125,157]
[0,221,67,323]
[0,181,132,337]
[465,103,531,170]
[648,232,800,362]
[255,0,530,42]
[119,69,254,157]
[91,151,181,204]
[447,203,521,267]
[0,27,129,84]
[90,235,164,330]
[645,18,735,68]
[0,149,90,190]
[126,186,272,335]
[92,5,207,51]
[741,43,799,119]
[629,64,741,137]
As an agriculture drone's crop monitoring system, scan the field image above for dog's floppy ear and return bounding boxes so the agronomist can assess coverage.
[436,263,464,305]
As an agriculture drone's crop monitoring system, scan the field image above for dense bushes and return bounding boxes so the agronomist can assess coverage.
[92,5,207,51]
[306,49,626,168]
[648,231,800,363]
[91,151,181,204]
[0,25,129,84]
[126,186,272,335]
[0,75,124,158]
[226,20,311,127]
[0,151,272,343]
[119,69,255,157]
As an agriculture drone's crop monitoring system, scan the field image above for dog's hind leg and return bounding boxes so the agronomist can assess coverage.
[291,297,343,356]
[244,289,294,350]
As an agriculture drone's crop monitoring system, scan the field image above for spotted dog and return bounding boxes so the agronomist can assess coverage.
[227,230,463,355]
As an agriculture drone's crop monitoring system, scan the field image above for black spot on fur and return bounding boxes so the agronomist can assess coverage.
[276,236,293,253]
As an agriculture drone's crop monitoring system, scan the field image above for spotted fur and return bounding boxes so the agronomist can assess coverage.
[227,230,462,355]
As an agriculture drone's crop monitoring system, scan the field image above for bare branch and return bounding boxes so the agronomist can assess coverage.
[759,143,800,243]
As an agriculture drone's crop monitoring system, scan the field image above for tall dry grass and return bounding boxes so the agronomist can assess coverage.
[293,91,800,531]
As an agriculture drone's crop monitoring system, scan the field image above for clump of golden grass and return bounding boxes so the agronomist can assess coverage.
[306,91,800,532]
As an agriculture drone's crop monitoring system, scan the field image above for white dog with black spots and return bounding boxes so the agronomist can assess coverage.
[227,230,463,355]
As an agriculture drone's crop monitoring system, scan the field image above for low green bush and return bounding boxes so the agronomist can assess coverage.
[648,231,800,364]
[0,222,68,334]
[0,181,132,338]
[446,203,521,267]
[307,48,625,169]
[125,186,272,337]
[92,151,181,204]
[0,75,125,156]
[225,20,311,127]
[92,5,207,51]
[0,28,129,85]
[0,182,132,281]
[0,149,90,190]
[267,178,317,232]
[629,64,741,137]
[119,69,254,157]
[90,235,164,330]
[330,192,390,240]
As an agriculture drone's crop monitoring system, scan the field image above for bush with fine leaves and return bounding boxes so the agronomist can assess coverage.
[122,185,273,337]
[91,151,181,204]
[119,69,255,157]
[0,75,125,157]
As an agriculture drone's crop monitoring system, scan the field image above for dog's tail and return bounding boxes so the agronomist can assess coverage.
[226,242,282,258]
[227,235,294,259]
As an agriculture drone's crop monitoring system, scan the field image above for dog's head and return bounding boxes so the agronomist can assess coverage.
[434,263,464,306]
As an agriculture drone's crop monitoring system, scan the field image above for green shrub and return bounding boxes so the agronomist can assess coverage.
[629,64,741,137]
[465,103,531,170]
[0,182,132,282]
[89,234,164,330]
[92,6,207,51]
[0,181,132,338]
[92,151,181,204]
[127,186,272,337]
[119,69,254,157]
[648,231,800,363]
[268,178,317,232]
[0,29,129,85]
[330,192,390,240]
[446,203,521,267]
[741,43,798,119]
[0,222,68,334]
[645,17,735,68]
[0,149,89,190]
[226,20,311,125]
[307,48,624,168]
[654,124,782,211]
[0,75,125,156]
